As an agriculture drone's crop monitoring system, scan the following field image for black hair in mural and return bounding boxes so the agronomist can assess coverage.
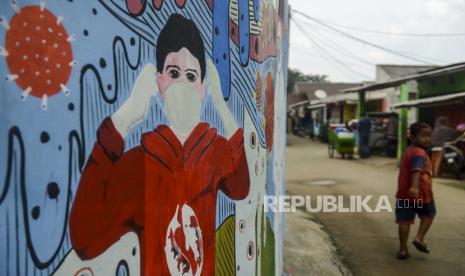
[156,14,206,81]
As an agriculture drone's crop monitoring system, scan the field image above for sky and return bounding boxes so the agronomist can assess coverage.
[288,0,465,83]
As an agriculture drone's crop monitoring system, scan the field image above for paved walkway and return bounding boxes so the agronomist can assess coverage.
[285,136,465,275]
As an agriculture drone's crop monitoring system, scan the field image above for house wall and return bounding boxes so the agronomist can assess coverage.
[0,0,289,275]
[417,71,465,98]
[366,99,384,113]
[420,103,465,127]
[417,72,465,128]
[343,104,357,122]
[328,104,342,124]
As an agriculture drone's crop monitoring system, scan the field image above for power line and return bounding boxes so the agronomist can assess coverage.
[293,18,375,67]
[293,18,373,81]
[292,46,373,67]
[293,19,358,80]
[294,16,449,64]
[292,47,336,60]
[293,10,439,65]
[304,16,465,37]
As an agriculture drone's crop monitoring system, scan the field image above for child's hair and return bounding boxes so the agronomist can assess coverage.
[156,14,206,81]
[409,122,431,137]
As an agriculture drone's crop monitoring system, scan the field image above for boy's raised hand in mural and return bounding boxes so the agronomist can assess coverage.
[206,58,238,139]
[112,63,158,137]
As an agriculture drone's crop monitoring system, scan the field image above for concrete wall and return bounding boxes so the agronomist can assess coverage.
[0,0,289,275]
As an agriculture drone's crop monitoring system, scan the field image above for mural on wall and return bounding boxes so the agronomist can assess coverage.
[0,0,289,275]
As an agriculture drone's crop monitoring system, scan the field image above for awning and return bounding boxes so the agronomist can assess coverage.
[342,62,465,93]
[311,93,358,105]
[306,103,326,110]
[310,91,385,105]
[392,91,465,109]
[288,100,309,109]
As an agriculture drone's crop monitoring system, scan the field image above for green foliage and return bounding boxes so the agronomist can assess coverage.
[287,68,329,94]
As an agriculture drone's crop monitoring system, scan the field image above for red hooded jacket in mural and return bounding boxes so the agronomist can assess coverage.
[69,117,250,275]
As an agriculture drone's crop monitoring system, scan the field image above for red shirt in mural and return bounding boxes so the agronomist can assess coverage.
[70,117,250,275]
[396,146,434,203]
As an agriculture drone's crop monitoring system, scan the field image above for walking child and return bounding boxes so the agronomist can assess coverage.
[396,122,435,260]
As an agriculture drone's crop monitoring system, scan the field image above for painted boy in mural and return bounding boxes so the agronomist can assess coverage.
[69,14,250,275]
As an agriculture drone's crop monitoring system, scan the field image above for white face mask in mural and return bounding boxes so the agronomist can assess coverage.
[164,82,202,134]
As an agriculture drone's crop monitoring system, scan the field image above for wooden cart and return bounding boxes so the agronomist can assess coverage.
[328,124,355,159]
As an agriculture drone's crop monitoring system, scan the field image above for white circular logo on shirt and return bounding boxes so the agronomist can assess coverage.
[164,204,203,276]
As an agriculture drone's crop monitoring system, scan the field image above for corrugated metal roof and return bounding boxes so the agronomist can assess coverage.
[392,91,465,109]
[311,91,386,105]
[344,62,465,93]
[311,93,358,104]
[307,103,326,110]
[288,100,309,108]
[294,82,362,100]
[377,64,437,80]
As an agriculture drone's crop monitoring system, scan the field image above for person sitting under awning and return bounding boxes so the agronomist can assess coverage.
[431,116,462,147]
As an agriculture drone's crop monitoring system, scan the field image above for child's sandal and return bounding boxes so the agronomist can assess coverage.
[397,251,410,260]
[413,240,430,253]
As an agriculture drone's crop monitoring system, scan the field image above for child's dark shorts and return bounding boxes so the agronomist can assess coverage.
[395,199,436,224]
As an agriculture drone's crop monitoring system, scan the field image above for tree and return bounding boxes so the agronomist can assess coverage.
[287,68,329,94]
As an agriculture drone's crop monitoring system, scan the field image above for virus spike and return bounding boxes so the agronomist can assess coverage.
[60,84,70,96]
[69,60,77,67]
[56,14,64,25]
[0,46,8,57]
[40,0,45,11]
[0,16,10,30]
[41,94,48,110]
[11,1,20,14]
[67,34,77,42]
[21,87,32,100]
[5,74,18,82]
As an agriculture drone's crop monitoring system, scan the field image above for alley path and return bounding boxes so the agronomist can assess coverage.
[285,136,465,276]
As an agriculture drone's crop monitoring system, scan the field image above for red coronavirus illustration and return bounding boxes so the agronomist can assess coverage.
[125,0,188,14]
[2,1,75,110]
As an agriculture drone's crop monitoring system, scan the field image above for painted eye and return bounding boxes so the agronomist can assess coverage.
[239,220,245,233]
[250,132,256,149]
[168,69,180,79]
[247,241,254,260]
[186,72,196,82]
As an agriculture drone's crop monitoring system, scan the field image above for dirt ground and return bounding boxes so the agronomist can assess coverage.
[283,135,465,276]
